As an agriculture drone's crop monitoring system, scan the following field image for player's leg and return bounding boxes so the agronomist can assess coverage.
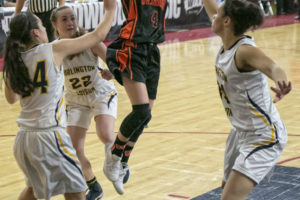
[149,99,155,109]
[67,126,92,179]
[221,170,256,200]
[64,191,85,200]
[67,125,104,200]
[120,43,160,184]
[104,78,151,195]
[18,187,37,200]
[222,130,255,199]
[104,41,152,194]
[14,131,38,200]
[120,125,144,185]
[95,115,115,144]
[115,77,151,158]
[222,120,287,200]
[94,90,117,145]
[119,97,153,184]
[66,104,103,200]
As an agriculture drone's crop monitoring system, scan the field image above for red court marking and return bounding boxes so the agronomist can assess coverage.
[261,14,300,28]
[1,132,300,137]
[168,194,190,199]
[144,131,228,135]
[162,14,300,44]
[277,156,300,165]
[164,26,215,43]
[288,134,300,137]
[87,131,228,135]
[86,131,300,137]
[0,134,16,137]
[1,132,300,166]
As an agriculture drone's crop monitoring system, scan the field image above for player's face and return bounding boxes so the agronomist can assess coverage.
[54,8,78,39]
[211,4,225,35]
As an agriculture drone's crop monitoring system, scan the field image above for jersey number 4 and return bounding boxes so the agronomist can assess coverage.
[33,60,48,94]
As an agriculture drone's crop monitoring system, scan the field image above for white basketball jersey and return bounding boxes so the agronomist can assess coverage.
[62,48,115,104]
[215,36,281,131]
[17,43,66,128]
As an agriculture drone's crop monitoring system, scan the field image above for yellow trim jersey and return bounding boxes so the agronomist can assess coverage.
[18,43,66,128]
[215,36,281,132]
[62,48,116,105]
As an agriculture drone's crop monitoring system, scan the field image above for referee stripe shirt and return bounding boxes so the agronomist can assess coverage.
[28,0,58,13]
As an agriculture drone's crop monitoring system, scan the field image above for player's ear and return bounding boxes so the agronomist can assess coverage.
[32,29,40,38]
[224,16,231,26]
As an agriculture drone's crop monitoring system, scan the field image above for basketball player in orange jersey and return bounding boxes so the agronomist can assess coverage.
[103,0,168,195]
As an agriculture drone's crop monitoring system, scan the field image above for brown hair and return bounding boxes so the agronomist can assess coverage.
[3,12,39,96]
[223,0,264,36]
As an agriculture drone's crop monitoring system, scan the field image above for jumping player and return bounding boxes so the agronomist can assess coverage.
[103,0,168,195]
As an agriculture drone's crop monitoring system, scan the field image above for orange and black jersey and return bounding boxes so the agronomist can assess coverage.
[119,0,167,44]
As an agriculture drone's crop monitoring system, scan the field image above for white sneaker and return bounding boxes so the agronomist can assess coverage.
[113,167,126,195]
[103,143,121,182]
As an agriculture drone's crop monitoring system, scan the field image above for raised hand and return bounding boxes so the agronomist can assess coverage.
[271,80,292,103]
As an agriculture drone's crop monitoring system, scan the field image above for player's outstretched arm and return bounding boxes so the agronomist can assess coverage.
[236,45,292,103]
[53,0,116,67]
[202,0,219,22]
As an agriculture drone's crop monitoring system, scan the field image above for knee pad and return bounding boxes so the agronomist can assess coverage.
[120,104,152,138]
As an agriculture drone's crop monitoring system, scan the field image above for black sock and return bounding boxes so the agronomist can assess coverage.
[120,124,143,164]
[87,177,102,192]
[112,136,127,157]
[87,177,97,188]
[121,145,134,164]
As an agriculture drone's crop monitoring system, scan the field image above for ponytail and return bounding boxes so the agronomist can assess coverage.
[3,12,39,96]
[3,37,34,96]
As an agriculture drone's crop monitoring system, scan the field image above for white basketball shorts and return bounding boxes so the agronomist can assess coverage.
[223,119,287,184]
[14,127,87,199]
[66,90,118,129]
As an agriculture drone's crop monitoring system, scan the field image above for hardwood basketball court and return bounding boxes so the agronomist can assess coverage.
[0,15,299,200]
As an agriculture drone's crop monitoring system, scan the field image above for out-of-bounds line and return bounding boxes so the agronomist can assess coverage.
[277,156,300,165]
[168,194,190,199]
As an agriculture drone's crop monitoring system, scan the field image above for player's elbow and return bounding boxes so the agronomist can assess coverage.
[5,87,20,104]
[5,95,19,104]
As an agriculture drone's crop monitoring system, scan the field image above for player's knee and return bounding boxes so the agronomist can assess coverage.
[120,104,151,137]
[98,131,115,143]
[132,104,152,126]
